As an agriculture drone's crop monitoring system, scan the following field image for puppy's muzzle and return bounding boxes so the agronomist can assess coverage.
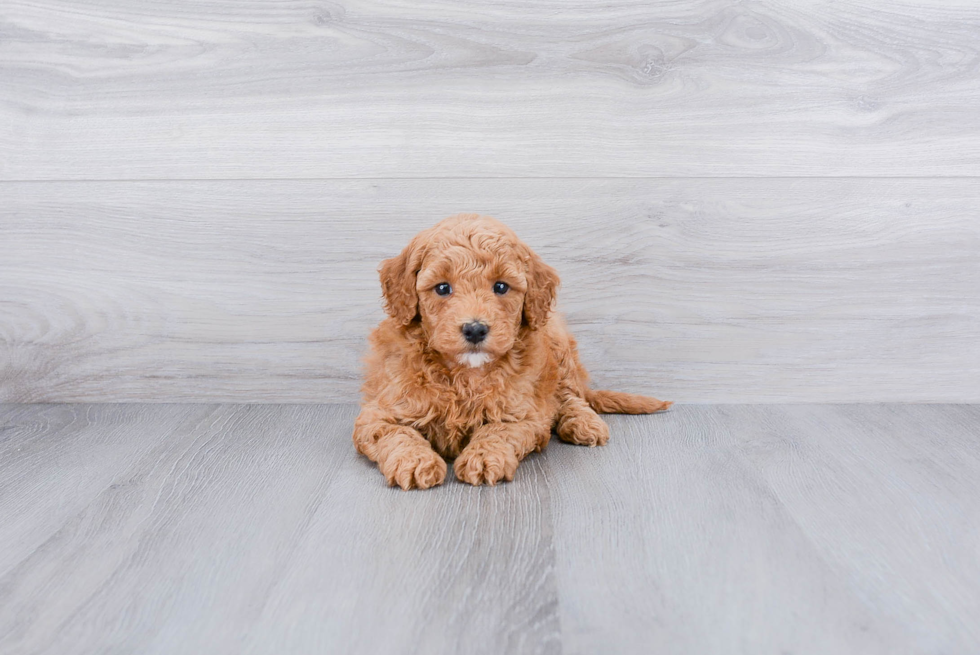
[461,321,489,344]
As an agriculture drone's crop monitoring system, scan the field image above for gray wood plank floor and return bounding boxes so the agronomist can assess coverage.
[1,404,977,654]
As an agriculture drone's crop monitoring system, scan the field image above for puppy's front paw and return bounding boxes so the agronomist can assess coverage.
[454,440,520,486]
[382,447,447,490]
[557,407,610,447]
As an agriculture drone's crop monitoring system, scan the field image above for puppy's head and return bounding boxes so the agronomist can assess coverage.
[379,214,559,368]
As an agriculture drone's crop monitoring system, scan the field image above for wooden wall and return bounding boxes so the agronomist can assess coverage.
[2,1,978,402]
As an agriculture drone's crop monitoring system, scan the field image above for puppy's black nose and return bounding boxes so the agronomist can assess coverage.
[461,321,489,344]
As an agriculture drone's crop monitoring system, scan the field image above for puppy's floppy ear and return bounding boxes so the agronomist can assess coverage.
[379,235,427,326]
[521,246,560,330]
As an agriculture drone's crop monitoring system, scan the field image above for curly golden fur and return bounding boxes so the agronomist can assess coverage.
[353,214,671,489]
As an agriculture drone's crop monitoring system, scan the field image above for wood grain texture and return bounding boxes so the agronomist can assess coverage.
[3,0,980,179]
[241,421,559,655]
[0,404,212,577]
[1,404,979,654]
[725,404,980,652]
[2,179,978,403]
[550,408,907,655]
[0,403,560,655]
[548,405,980,654]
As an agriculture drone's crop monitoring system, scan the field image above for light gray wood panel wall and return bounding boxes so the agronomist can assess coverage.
[3,1,979,402]
[2,0,980,179]
[2,179,978,403]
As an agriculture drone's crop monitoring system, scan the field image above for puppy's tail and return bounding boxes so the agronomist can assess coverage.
[585,389,672,415]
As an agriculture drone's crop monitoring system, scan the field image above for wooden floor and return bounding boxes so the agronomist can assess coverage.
[1,404,978,654]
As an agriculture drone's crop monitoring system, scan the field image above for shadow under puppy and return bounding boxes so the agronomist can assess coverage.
[354,214,671,489]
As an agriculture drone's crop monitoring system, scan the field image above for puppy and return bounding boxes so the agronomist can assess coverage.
[354,214,671,489]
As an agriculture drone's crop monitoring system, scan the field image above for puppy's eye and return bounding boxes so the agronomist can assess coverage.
[434,283,453,296]
[493,281,509,295]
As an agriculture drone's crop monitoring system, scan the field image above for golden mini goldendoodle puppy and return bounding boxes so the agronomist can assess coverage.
[354,214,671,489]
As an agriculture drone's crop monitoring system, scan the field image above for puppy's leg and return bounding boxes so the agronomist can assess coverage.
[454,419,548,486]
[556,395,610,447]
[354,408,446,490]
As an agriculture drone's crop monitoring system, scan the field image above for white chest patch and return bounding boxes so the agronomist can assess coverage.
[457,352,493,368]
